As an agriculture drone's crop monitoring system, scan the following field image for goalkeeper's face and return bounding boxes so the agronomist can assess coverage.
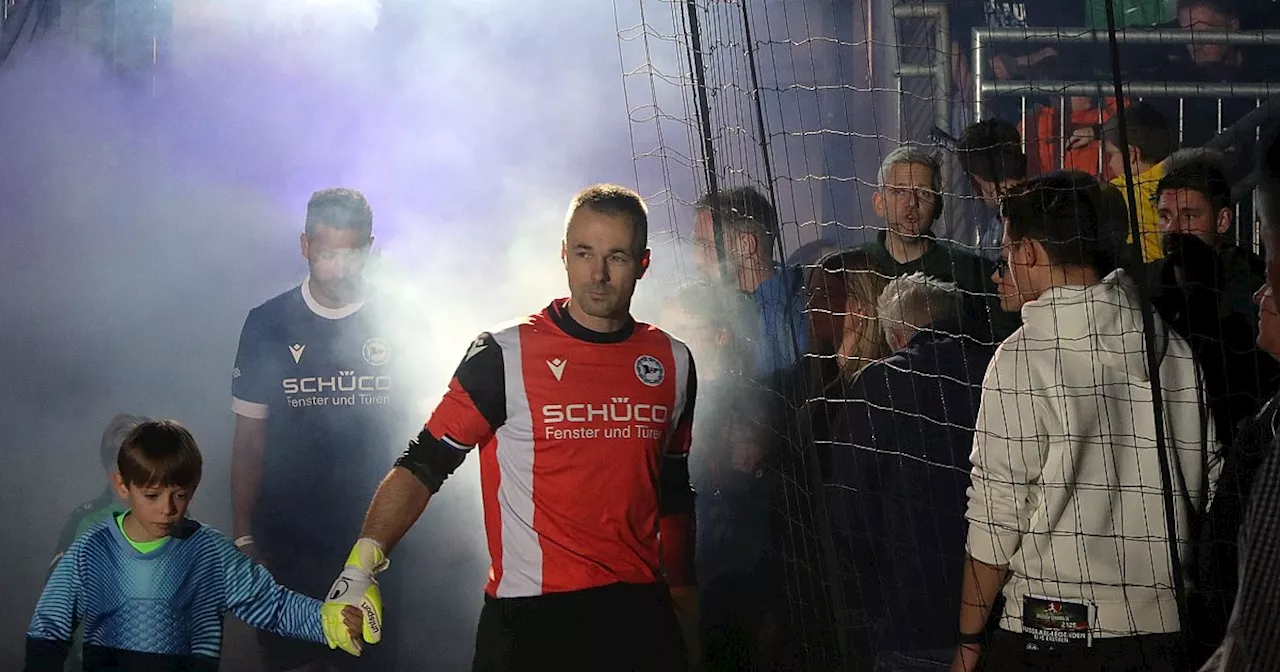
[563,207,647,322]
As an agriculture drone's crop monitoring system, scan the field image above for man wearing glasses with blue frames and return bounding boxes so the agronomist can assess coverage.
[229,188,411,672]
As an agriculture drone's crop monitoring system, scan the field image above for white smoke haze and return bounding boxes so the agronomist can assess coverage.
[0,1,695,668]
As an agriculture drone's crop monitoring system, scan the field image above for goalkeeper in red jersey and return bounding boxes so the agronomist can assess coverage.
[324,184,702,670]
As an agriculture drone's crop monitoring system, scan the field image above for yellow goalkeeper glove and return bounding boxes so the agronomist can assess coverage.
[320,603,363,656]
[324,538,389,651]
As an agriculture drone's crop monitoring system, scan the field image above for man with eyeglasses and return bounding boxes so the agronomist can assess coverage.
[855,146,1019,341]
[953,172,1217,672]
[229,188,411,671]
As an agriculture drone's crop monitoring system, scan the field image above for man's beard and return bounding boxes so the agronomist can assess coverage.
[576,285,625,319]
[319,277,363,303]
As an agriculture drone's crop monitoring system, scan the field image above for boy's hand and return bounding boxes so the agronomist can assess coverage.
[324,538,389,647]
[321,604,364,656]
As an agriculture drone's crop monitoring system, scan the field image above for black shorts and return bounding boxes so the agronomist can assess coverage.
[472,582,686,672]
[254,536,402,672]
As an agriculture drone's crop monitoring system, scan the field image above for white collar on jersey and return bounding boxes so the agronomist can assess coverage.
[301,275,365,320]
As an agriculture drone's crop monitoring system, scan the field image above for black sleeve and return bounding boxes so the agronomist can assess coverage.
[660,354,697,517]
[396,332,506,493]
[231,309,272,417]
[24,638,71,672]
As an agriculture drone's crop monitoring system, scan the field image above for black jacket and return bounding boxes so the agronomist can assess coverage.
[829,316,997,653]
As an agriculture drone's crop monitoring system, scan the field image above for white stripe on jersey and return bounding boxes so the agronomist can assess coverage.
[664,335,691,453]
[490,326,543,598]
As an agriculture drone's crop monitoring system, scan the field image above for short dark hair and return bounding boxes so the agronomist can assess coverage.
[1155,149,1233,214]
[100,413,150,471]
[566,184,649,254]
[1001,171,1109,270]
[956,119,1028,183]
[117,420,203,490]
[695,186,779,242]
[305,188,373,238]
[1101,103,1173,164]
[1176,0,1238,19]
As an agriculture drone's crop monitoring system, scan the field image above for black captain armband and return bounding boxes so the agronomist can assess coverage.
[659,454,696,517]
[395,429,468,494]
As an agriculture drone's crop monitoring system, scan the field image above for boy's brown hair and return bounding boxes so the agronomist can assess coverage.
[117,420,203,490]
[1100,103,1174,165]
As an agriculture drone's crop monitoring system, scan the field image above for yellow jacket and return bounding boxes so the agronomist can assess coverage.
[1111,162,1165,262]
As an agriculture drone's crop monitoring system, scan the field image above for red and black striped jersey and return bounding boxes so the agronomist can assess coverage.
[423,299,696,598]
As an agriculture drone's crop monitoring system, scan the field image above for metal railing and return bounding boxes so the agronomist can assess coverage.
[973,28,1280,119]
[893,2,952,134]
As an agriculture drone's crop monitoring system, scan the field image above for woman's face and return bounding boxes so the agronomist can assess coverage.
[805,269,850,348]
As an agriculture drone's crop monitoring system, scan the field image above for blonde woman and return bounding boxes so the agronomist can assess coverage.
[805,249,892,385]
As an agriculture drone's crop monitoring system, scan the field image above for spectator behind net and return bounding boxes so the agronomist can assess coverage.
[953,171,1218,672]
[1149,149,1276,445]
[853,146,1018,341]
[692,186,807,379]
[956,119,1029,262]
[830,273,998,671]
[662,283,785,670]
[1100,102,1175,263]
[1198,109,1280,672]
[1162,149,1280,666]
[1147,0,1278,182]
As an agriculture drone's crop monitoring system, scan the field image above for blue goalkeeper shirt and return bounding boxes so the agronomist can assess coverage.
[26,517,326,671]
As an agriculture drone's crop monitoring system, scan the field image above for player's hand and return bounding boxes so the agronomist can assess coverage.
[321,604,364,656]
[325,538,389,647]
[670,586,702,671]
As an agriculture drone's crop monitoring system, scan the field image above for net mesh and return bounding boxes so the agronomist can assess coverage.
[619,0,1280,670]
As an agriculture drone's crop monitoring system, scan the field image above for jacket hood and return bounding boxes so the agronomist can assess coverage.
[1020,269,1165,381]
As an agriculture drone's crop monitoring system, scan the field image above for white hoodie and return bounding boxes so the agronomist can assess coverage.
[967,269,1219,638]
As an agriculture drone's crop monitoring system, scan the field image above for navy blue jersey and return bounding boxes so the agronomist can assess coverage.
[232,280,423,544]
[26,518,324,672]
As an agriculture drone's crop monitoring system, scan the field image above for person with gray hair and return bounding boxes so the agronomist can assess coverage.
[852,145,1019,343]
[824,269,997,670]
[877,272,966,353]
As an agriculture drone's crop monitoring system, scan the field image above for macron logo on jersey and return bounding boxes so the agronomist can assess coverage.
[465,336,488,362]
[547,358,567,381]
[289,343,306,364]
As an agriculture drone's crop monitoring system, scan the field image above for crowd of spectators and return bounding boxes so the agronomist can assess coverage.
[671,84,1280,669]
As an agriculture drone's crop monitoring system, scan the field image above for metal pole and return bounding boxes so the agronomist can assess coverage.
[933,5,950,134]
[973,27,984,121]
[683,0,726,266]
[888,2,951,132]
[1101,0,1190,638]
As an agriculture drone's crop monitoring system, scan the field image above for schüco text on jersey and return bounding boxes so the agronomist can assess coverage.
[540,401,670,440]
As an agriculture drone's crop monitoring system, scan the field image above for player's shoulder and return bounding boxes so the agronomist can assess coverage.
[246,284,305,322]
[633,321,689,353]
[64,516,121,559]
[630,319,690,354]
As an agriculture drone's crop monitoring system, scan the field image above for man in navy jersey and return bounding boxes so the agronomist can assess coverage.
[230,188,414,672]
[322,184,702,671]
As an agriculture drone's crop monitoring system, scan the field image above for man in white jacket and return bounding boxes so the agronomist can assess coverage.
[951,172,1219,672]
